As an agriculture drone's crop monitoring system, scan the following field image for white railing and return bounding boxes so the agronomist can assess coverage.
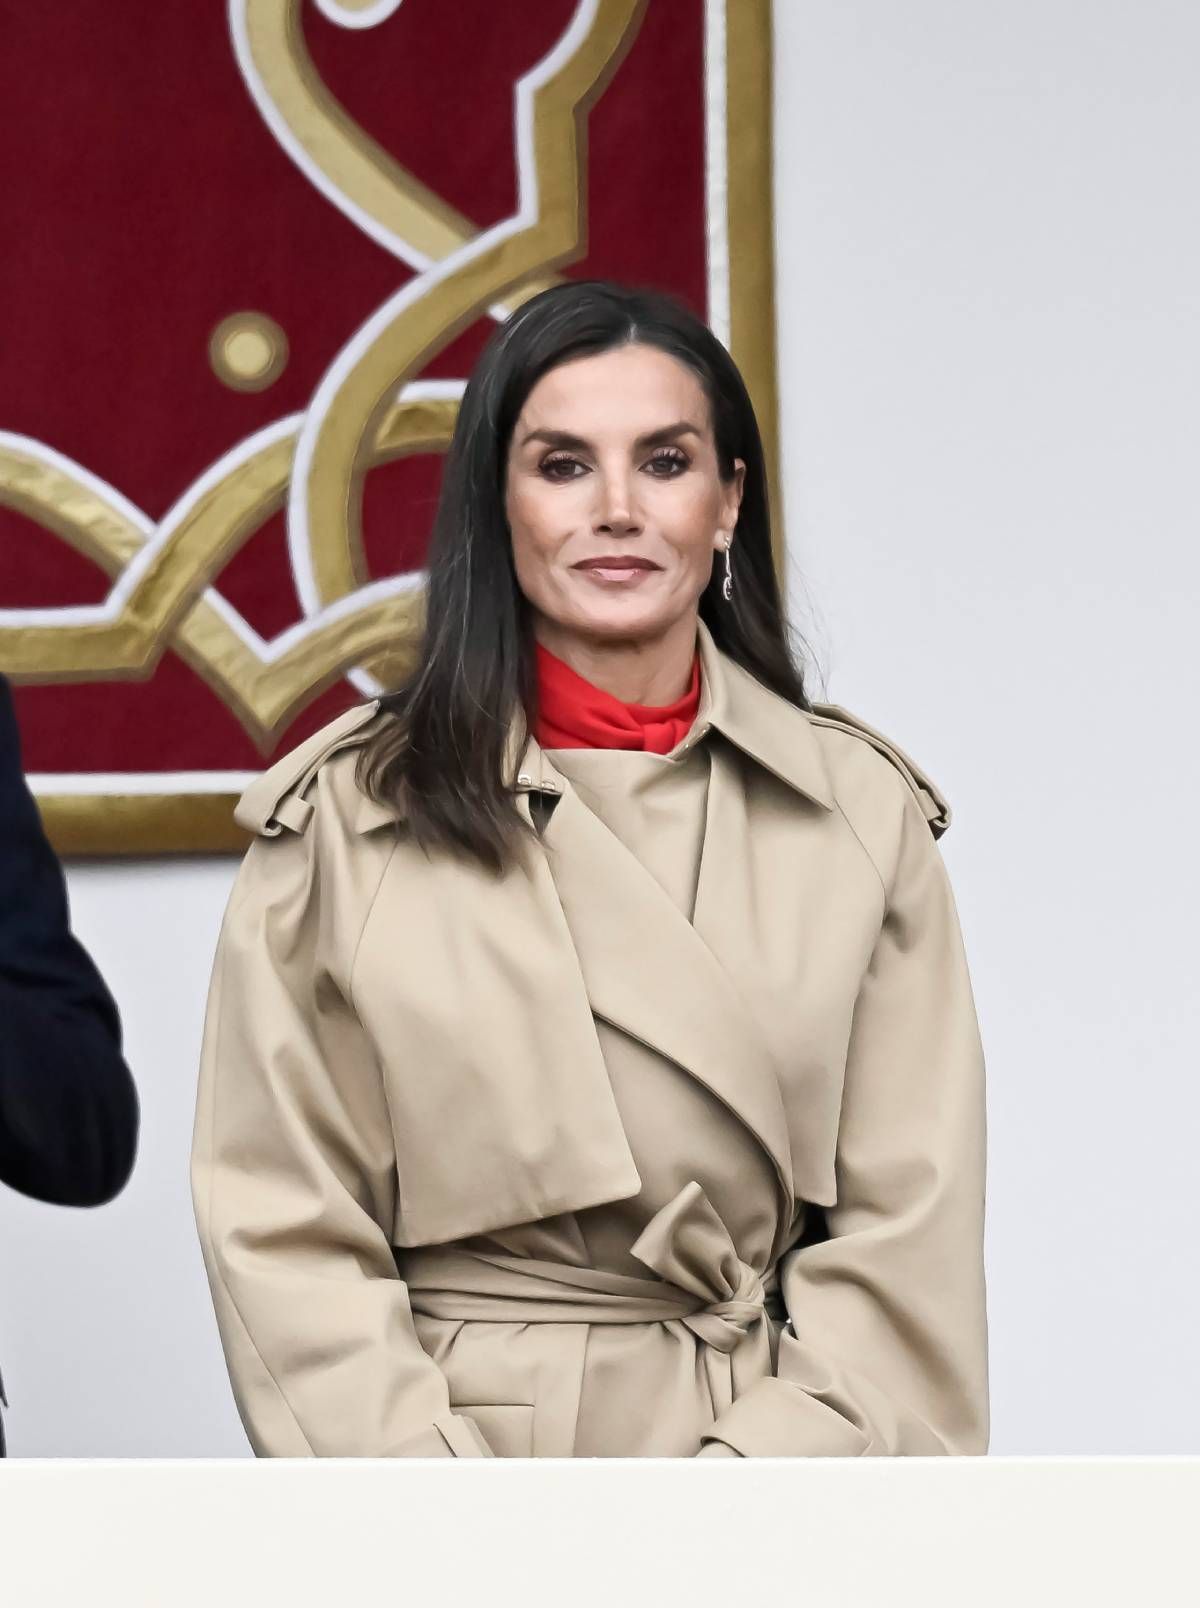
[2,1457,1196,1606]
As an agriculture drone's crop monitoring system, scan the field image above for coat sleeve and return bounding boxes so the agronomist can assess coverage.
[0,676,138,1207]
[698,784,989,1456]
[190,822,493,1458]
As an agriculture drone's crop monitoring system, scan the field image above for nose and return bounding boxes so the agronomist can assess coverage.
[592,464,642,538]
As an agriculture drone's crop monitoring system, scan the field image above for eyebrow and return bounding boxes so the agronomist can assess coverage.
[518,420,705,451]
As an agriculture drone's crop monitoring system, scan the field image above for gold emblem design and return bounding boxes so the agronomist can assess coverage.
[1,0,645,741]
[209,312,290,393]
[0,0,779,853]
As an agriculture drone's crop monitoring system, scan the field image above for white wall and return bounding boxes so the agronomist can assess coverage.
[3,0,1197,1455]
[0,859,246,1455]
[774,0,1200,1453]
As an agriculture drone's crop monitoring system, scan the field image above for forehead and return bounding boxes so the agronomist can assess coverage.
[516,344,711,436]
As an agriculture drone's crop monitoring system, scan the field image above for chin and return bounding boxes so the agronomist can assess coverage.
[573,603,670,639]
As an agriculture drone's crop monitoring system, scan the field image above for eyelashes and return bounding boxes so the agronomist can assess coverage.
[538,447,690,481]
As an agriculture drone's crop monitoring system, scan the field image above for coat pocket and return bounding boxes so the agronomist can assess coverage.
[458,1403,535,1458]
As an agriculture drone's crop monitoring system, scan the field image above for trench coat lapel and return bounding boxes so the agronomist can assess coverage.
[683,620,843,1207]
[516,618,840,1225]
[690,735,839,1210]
[536,758,797,1217]
[356,784,646,1242]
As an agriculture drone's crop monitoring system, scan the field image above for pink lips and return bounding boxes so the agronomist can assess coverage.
[572,557,660,570]
[573,557,661,586]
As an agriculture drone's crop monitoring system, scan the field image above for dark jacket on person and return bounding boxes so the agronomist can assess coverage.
[0,676,139,1451]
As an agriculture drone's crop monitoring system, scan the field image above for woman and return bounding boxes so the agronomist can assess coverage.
[191,280,988,1459]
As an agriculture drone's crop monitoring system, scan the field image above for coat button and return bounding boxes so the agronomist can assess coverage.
[517,772,532,785]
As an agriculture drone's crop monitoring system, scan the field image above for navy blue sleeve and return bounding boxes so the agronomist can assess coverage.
[0,677,139,1205]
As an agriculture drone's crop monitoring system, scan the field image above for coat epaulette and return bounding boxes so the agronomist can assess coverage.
[235,701,385,837]
[807,703,952,839]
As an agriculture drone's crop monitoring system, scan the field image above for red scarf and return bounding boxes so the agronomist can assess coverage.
[531,637,702,753]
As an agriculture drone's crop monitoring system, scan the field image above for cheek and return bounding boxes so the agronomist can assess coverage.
[506,479,537,525]
[658,480,723,554]
[508,476,567,533]
[506,480,573,577]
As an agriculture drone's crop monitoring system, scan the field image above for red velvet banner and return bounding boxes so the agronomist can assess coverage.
[0,1,773,852]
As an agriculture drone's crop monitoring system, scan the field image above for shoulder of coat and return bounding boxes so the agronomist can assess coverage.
[235,700,391,838]
[806,702,952,839]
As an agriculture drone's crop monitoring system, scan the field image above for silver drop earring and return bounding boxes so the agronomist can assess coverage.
[721,536,734,602]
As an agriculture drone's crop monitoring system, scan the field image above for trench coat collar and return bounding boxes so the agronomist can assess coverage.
[508,616,836,810]
[353,617,836,828]
[690,617,835,808]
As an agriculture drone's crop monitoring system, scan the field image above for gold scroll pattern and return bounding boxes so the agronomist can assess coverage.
[0,0,647,749]
[0,398,455,745]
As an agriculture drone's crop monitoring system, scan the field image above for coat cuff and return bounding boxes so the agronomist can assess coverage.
[384,1412,495,1458]
[699,1378,871,1457]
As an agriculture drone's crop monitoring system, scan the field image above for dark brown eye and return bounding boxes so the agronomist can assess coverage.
[644,448,688,477]
[540,454,588,481]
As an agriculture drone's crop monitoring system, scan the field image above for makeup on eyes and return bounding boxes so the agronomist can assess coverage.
[537,446,690,480]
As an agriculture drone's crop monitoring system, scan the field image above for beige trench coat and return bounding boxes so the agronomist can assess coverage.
[191,619,988,1458]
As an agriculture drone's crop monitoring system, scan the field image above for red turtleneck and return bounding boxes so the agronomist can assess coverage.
[531,637,702,754]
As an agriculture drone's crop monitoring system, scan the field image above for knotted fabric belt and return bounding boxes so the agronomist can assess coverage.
[403,1179,776,1356]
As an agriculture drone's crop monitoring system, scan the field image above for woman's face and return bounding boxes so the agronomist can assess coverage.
[504,343,745,655]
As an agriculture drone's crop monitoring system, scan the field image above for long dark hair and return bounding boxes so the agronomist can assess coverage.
[358,279,815,876]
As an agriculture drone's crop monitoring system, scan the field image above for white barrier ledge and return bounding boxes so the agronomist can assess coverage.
[1,1457,1196,1606]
